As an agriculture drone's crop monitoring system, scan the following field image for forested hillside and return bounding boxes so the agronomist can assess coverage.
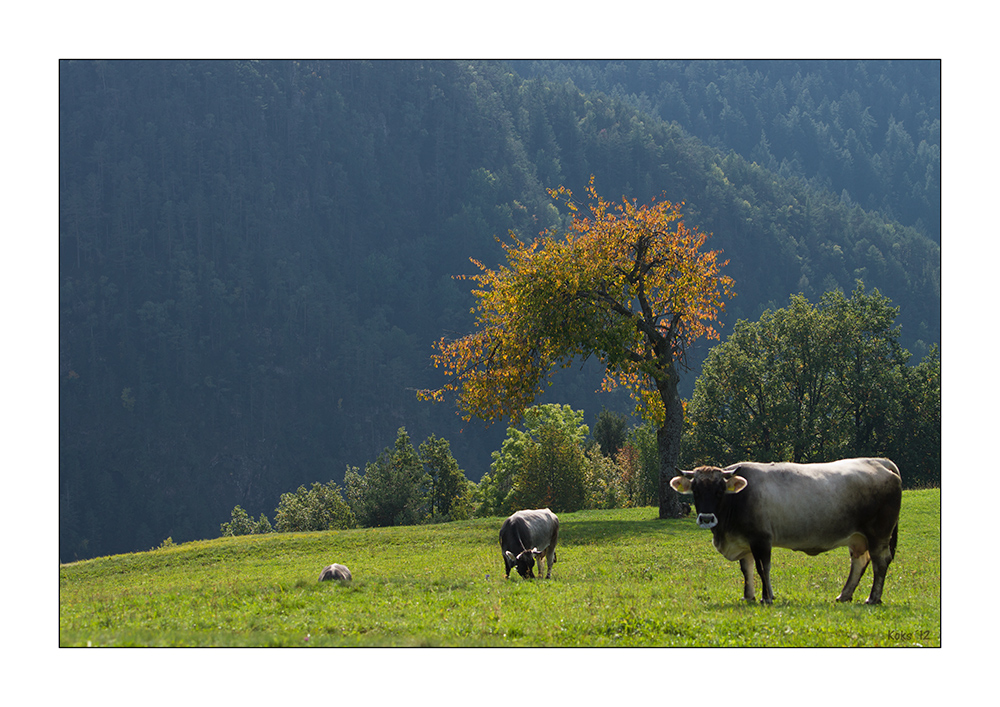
[513,60,940,241]
[59,60,939,561]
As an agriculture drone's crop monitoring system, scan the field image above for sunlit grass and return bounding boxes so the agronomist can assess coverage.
[60,489,939,647]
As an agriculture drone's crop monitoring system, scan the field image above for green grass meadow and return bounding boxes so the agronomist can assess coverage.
[59,489,940,648]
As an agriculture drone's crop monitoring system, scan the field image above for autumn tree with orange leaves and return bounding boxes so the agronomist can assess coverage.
[418,178,735,518]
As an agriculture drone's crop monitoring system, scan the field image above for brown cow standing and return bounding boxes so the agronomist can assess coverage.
[671,458,902,605]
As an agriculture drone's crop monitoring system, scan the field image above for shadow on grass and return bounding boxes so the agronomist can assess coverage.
[559,515,701,546]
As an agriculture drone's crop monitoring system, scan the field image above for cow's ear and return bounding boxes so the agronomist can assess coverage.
[504,550,516,562]
[670,475,693,494]
[726,475,748,494]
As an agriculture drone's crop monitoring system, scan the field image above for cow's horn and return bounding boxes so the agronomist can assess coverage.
[676,467,695,478]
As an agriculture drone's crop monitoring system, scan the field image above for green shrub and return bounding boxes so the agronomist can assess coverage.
[478,404,589,516]
[619,423,660,507]
[221,505,275,536]
[345,427,429,527]
[220,505,254,536]
[252,513,273,534]
[274,481,355,532]
[593,408,628,457]
[582,447,625,509]
[420,434,475,522]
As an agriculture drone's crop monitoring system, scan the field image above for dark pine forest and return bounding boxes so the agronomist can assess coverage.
[59,60,940,561]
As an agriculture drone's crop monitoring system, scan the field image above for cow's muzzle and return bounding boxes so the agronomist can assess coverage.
[696,513,718,529]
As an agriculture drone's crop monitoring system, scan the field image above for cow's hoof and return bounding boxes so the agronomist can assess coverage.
[864,598,882,606]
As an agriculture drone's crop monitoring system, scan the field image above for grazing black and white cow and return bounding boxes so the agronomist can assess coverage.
[319,563,352,583]
[670,458,901,605]
[499,508,559,579]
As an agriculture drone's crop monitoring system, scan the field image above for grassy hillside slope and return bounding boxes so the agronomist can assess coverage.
[60,489,939,647]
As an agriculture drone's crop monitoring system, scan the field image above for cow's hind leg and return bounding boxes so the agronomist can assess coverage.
[865,536,895,605]
[543,549,554,579]
[837,536,870,602]
[739,556,756,603]
[750,542,774,605]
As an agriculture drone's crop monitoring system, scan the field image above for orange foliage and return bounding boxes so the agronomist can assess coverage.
[418,177,734,425]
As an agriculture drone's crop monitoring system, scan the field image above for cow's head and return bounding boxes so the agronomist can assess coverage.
[670,466,747,529]
[504,548,541,578]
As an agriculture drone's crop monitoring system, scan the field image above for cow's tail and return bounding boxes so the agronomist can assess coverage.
[878,457,901,561]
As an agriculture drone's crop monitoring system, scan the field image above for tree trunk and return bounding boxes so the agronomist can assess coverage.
[657,362,685,519]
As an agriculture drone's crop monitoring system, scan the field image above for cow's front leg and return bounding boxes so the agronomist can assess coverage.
[751,542,774,604]
[739,556,756,602]
[837,543,870,602]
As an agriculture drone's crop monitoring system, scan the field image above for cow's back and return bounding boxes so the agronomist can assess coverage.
[504,508,558,551]
[722,458,901,550]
